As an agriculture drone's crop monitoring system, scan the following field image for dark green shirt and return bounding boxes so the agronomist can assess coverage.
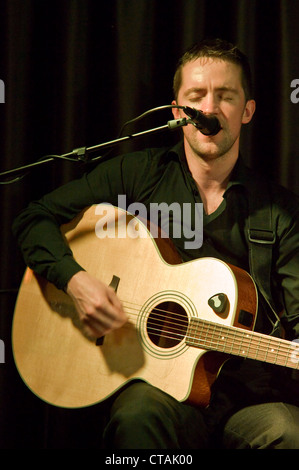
[13,141,299,340]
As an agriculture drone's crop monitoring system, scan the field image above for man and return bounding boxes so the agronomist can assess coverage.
[13,39,299,448]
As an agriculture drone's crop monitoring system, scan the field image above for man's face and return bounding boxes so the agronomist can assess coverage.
[172,58,255,161]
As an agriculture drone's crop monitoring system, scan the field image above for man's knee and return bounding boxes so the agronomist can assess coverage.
[223,402,299,449]
[111,381,175,420]
[273,404,299,449]
[103,381,180,448]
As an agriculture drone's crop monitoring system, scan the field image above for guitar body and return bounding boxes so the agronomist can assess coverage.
[12,205,257,409]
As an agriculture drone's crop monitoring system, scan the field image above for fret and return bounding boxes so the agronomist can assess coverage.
[263,338,271,363]
[219,325,228,353]
[209,322,218,351]
[186,318,198,346]
[238,332,251,357]
[198,319,206,346]
[201,320,211,349]
[247,332,254,359]
[271,339,280,365]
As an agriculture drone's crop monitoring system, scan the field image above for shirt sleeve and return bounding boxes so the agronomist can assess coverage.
[12,172,101,289]
[12,151,151,290]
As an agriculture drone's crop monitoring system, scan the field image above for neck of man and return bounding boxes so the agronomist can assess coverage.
[184,140,239,214]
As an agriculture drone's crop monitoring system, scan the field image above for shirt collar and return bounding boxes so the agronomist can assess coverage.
[226,155,250,191]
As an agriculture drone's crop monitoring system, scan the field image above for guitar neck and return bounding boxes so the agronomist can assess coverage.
[186,318,299,370]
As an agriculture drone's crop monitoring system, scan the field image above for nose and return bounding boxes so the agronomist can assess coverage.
[200,93,219,115]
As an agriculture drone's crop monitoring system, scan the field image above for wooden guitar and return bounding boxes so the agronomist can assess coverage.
[12,205,299,409]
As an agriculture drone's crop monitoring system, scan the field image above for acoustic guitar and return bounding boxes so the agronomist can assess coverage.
[12,205,299,409]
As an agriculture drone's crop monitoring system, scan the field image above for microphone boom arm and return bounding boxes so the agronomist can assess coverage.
[0,114,188,182]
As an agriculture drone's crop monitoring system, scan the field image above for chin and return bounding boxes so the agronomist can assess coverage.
[196,135,236,159]
[196,142,223,157]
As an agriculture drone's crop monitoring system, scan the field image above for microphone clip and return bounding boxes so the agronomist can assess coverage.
[183,106,221,136]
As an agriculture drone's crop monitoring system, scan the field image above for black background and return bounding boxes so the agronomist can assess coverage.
[1,0,299,449]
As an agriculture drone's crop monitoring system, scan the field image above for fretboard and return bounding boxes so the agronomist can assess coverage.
[186,318,299,370]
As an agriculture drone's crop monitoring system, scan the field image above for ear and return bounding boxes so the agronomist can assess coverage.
[242,99,256,124]
[171,99,181,120]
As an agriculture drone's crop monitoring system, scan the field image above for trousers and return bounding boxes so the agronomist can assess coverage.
[103,381,299,449]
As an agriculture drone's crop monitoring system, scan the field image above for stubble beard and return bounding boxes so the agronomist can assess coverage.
[188,127,239,162]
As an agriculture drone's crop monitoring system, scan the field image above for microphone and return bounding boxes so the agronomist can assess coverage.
[183,106,221,136]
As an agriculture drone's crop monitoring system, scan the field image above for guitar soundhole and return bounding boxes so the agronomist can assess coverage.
[146,301,188,348]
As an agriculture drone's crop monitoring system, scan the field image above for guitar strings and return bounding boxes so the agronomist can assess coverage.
[117,300,299,368]
[123,313,299,368]
[121,299,288,353]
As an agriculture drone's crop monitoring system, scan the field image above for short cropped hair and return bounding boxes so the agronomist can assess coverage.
[173,38,253,101]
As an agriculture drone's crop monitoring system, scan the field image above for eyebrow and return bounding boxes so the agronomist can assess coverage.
[184,86,239,96]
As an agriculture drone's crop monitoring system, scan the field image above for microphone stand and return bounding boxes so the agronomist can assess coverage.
[0,117,188,182]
